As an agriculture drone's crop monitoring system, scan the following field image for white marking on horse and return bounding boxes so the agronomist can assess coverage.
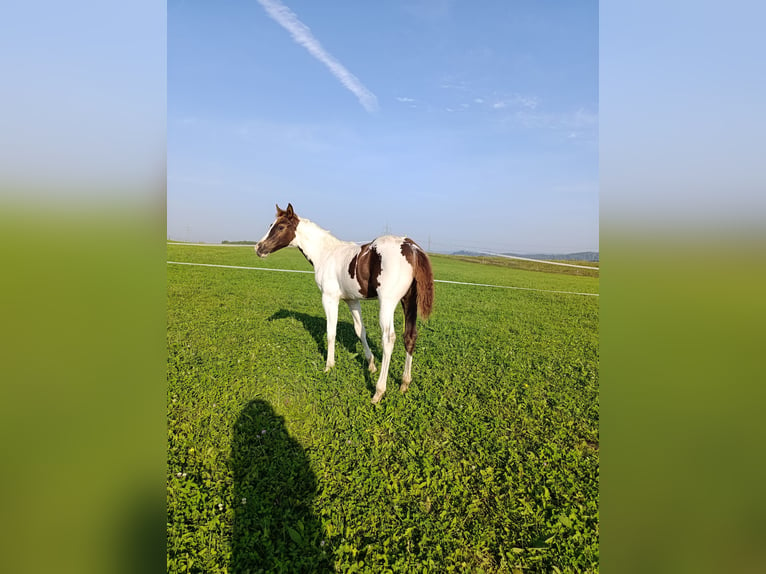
[255,203,434,403]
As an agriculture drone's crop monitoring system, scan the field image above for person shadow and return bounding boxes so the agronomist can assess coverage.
[231,399,332,573]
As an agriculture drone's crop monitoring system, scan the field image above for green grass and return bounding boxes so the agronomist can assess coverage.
[167,245,599,573]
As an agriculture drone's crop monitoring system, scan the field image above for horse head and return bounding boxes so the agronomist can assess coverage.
[255,203,300,258]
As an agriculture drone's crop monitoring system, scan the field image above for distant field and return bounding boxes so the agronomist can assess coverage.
[444,254,599,277]
[167,244,599,573]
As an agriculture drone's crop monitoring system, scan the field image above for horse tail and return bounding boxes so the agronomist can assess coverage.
[413,247,434,319]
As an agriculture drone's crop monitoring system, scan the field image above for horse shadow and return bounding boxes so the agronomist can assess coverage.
[231,399,332,573]
[267,309,381,390]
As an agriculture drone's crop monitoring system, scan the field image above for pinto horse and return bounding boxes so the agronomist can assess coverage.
[255,203,434,403]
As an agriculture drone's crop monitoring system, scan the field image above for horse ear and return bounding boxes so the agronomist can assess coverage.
[275,204,284,216]
[286,203,295,217]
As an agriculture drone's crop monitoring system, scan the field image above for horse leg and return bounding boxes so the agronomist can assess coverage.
[322,294,339,372]
[400,282,418,392]
[372,299,397,403]
[346,300,376,372]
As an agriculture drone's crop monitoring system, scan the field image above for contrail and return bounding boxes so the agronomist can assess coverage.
[256,0,379,112]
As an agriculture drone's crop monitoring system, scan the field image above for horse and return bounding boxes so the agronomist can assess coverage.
[255,203,434,403]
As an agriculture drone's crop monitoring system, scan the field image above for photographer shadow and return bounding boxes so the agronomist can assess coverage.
[231,399,331,573]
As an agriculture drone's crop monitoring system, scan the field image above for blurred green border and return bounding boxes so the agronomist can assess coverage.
[601,230,766,573]
[0,204,167,574]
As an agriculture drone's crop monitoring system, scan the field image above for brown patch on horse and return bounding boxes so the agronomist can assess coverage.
[255,203,300,257]
[400,237,416,265]
[352,243,382,298]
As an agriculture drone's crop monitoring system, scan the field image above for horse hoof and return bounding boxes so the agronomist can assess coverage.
[371,392,383,404]
[368,361,377,373]
[400,383,410,393]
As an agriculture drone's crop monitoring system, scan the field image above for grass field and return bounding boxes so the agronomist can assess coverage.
[167,244,599,573]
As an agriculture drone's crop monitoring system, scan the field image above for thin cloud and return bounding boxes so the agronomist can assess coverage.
[565,108,598,129]
[513,94,539,109]
[490,94,539,110]
[256,0,379,112]
[439,78,469,91]
[396,96,415,102]
[509,107,598,138]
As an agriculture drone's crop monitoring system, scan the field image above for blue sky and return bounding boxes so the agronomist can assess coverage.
[168,0,598,253]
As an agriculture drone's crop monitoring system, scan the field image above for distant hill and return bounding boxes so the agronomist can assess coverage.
[452,250,599,262]
[222,240,257,245]
[519,251,599,262]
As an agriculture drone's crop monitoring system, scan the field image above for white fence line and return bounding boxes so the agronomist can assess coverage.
[433,278,599,297]
[474,250,599,270]
[167,242,599,270]
[167,242,256,247]
[167,260,313,274]
[167,261,599,297]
